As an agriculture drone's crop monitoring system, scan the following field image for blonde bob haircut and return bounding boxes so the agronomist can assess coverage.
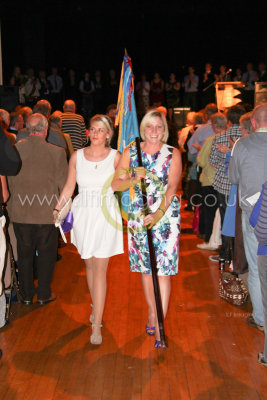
[140,109,169,143]
[90,114,114,147]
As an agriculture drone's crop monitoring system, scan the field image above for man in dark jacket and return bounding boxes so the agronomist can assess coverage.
[8,114,68,305]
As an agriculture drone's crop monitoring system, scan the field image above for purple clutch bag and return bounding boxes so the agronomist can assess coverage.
[61,211,73,233]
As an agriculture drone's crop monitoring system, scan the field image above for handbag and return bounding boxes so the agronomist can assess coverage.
[54,199,73,242]
[219,271,248,306]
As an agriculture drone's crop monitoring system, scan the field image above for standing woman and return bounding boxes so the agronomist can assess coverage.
[54,115,123,345]
[150,72,165,107]
[112,109,182,348]
[165,72,181,120]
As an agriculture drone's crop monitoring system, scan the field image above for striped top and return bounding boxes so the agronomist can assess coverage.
[61,112,87,150]
[209,125,241,196]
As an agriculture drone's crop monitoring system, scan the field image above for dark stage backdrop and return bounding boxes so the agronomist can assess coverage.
[1,0,267,82]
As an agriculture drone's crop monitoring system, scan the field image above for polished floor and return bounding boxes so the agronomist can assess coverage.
[0,206,266,400]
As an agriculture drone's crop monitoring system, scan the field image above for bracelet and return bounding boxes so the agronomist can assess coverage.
[158,207,165,215]
[53,208,60,212]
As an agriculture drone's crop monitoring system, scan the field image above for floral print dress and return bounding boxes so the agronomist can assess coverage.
[128,142,180,276]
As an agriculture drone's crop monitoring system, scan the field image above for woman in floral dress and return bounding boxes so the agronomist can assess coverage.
[112,109,182,348]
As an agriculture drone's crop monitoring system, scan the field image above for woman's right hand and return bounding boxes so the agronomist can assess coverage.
[135,166,146,181]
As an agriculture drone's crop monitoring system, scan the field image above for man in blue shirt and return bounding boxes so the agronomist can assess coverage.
[187,103,217,155]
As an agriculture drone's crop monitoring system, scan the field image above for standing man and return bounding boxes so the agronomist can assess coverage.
[183,66,199,111]
[209,105,245,267]
[8,114,68,305]
[187,103,218,155]
[242,62,258,106]
[229,104,267,334]
[47,67,63,111]
[201,62,216,108]
[61,99,87,150]
[8,112,24,136]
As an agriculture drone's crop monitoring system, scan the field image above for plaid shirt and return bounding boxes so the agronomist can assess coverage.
[209,125,241,195]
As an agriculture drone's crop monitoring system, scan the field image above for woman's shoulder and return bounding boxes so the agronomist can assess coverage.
[109,148,118,155]
[109,148,121,161]
[162,144,181,161]
[162,143,176,153]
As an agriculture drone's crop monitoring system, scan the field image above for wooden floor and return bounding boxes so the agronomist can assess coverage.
[0,205,267,400]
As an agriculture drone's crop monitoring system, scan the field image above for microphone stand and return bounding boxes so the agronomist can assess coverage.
[203,69,232,92]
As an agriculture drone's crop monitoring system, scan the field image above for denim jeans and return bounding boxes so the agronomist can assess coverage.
[257,255,267,360]
[217,192,229,260]
[242,211,264,326]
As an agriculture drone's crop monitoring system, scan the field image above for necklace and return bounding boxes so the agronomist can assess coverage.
[84,148,110,169]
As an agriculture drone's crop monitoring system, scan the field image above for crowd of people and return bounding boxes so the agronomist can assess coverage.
[0,76,267,366]
[7,61,267,125]
[179,101,267,367]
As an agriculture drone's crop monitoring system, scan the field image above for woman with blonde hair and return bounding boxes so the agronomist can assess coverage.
[54,114,123,345]
[112,109,182,348]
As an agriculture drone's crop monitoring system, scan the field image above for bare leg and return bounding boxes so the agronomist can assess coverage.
[84,257,94,323]
[158,276,171,319]
[141,274,171,341]
[84,257,93,300]
[92,257,109,323]
[141,274,157,327]
[91,257,109,340]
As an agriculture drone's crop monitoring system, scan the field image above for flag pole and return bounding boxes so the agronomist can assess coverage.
[135,137,167,348]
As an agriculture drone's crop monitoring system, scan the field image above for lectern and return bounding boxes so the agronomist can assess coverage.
[215,81,244,110]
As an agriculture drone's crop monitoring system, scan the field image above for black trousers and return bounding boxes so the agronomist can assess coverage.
[201,186,218,243]
[13,223,58,300]
[216,192,230,260]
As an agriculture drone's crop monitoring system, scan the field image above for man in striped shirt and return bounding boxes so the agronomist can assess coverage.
[209,105,246,264]
[61,100,87,150]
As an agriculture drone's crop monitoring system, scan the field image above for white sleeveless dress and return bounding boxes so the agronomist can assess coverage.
[71,148,124,259]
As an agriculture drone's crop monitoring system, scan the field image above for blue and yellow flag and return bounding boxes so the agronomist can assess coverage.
[115,52,140,219]
[115,52,139,152]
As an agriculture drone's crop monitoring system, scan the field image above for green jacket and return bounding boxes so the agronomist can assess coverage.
[197,135,216,186]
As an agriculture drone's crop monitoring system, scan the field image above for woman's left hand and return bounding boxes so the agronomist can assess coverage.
[143,209,164,229]
[217,143,231,153]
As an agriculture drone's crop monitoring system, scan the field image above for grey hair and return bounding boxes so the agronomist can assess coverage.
[26,113,48,135]
[211,112,227,129]
[240,112,253,134]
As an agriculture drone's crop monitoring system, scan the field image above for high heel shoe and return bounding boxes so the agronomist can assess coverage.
[154,340,168,350]
[90,323,102,345]
[89,304,94,324]
[145,325,156,336]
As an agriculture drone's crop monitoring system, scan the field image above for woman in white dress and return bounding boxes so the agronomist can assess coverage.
[54,115,123,345]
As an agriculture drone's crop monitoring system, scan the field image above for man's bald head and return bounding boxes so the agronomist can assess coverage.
[63,100,76,113]
[26,113,48,138]
[251,103,267,130]
[33,99,52,118]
